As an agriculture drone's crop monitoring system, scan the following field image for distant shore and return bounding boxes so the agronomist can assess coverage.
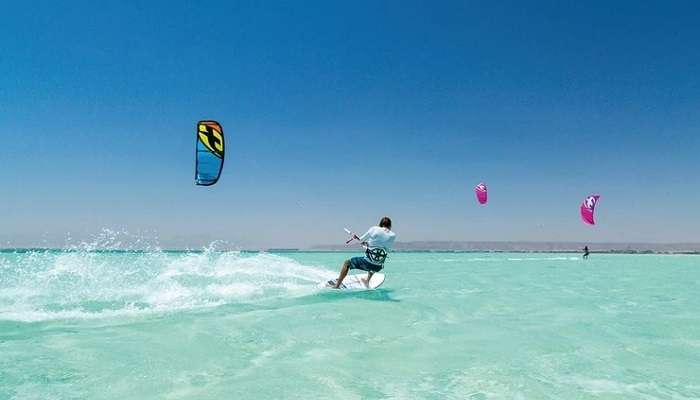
[310,241,700,254]
[2,241,700,255]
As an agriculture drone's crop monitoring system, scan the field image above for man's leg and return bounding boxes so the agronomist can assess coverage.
[333,259,351,289]
[365,271,374,286]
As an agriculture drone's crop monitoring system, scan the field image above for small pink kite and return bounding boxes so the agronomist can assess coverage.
[580,194,601,225]
[475,182,487,205]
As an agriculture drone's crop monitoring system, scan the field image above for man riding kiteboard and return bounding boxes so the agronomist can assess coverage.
[333,217,395,289]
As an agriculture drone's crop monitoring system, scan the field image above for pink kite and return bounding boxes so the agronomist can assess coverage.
[475,182,487,205]
[580,195,600,225]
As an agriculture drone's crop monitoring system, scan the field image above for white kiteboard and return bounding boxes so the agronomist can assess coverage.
[321,273,385,290]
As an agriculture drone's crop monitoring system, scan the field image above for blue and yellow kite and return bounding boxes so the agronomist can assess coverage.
[195,120,225,186]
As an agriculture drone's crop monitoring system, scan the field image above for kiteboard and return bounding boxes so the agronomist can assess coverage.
[321,273,385,290]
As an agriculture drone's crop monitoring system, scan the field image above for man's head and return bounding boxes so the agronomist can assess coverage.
[379,216,392,230]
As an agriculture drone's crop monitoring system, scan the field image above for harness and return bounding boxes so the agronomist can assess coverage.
[365,247,388,265]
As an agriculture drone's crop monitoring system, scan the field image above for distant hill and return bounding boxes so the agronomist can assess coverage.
[311,241,700,254]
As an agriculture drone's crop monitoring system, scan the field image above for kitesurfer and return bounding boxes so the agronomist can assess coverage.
[333,217,395,289]
[583,245,590,259]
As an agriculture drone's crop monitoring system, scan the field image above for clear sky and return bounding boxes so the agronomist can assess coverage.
[2,1,699,249]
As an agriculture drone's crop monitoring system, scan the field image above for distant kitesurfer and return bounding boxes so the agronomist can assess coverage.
[583,245,590,259]
[333,217,396,289]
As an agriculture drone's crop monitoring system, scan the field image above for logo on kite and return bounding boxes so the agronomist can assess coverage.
[580,194,600,225]
[195,120,225,186]
[475,182,487,205]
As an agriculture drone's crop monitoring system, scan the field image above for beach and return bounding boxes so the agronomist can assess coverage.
[1,250,699,399]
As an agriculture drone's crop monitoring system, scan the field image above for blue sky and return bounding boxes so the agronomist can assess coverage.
[1,1,699,248]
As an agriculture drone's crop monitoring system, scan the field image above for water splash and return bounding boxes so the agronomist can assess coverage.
[0,236,334,322]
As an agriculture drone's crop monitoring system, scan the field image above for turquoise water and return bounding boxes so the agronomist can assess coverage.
[1,249,699,399]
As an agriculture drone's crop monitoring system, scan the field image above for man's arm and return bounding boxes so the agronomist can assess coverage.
[357,228,372,242]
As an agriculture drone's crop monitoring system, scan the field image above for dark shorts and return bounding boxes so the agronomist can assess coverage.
[348,256,383,273]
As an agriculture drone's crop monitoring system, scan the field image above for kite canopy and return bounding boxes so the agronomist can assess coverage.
[475,182,487,205]
[580,195,600,225]
[195,120,225,186]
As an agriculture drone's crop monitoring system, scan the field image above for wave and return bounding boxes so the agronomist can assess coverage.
[0,247,334,322]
